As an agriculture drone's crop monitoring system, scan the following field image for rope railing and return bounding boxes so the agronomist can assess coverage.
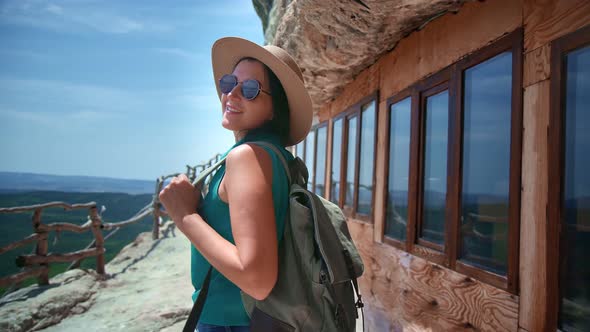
[0,153,222,296]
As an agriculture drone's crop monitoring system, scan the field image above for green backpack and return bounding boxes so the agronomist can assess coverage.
[183,141,365,332]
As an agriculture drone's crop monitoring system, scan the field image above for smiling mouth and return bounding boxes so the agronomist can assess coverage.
[225,105,242,113]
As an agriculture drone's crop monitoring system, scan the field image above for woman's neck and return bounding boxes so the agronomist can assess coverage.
[234,130,248,143]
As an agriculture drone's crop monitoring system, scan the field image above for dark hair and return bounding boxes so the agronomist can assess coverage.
[235,57,291,146]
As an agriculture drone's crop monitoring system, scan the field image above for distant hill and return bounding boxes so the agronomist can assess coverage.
[0,172,155,195]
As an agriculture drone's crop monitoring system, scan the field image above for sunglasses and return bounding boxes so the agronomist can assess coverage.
[218,74,271,100]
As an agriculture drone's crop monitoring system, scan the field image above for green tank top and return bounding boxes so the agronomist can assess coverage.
[190,131,293,326]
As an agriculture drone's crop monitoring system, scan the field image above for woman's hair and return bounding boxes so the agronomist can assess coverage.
[236,57,291,146]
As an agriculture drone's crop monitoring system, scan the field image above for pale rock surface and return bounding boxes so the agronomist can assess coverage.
[253,0,473,113]
[0,221,193,332]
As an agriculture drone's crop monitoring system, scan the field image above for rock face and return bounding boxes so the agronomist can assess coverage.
[252,0,473,113]
[0,221,193,332]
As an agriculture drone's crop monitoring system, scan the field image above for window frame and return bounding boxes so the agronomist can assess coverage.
[382,28,523,294]
[330,116,346,206]
[334,92,378,222]
[547,23,590,331]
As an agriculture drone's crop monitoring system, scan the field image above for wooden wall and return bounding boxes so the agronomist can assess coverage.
[316,0,590,330]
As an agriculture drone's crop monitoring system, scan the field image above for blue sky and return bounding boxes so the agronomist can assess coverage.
[0,0,265,181]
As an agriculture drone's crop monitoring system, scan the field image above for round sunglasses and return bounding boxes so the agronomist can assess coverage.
[218,74,271,100]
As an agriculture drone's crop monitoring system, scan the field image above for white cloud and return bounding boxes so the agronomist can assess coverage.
[0,0,172,34]
[46,4,63,15]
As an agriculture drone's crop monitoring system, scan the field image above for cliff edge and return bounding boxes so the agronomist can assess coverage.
[0,221,193,332]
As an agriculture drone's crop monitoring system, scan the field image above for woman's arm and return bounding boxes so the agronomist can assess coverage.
[169,143,278,300]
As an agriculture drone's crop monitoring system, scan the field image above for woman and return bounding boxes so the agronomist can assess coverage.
[158,37,313,331]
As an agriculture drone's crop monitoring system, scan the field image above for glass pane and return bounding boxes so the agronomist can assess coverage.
[305,130,315,191]
[386,97,411,241]
[460,51,512,275]
[560,45,590,332]
[358,101,376,215]
[315,126,327,197]
[296,142,303,159]
[331,119,343,204]
[345,116,357,207]
[421,90,449,246]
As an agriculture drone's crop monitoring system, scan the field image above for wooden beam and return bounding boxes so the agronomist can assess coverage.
[373,100,388,243]
[524,0,590,51]
[0,233,39,255]
[0,201,96,213]
[0,267,49,288]
[523,43,551,87]
[16,247,105,266]
[518,80,550,332]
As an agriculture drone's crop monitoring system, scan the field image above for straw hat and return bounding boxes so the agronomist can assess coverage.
[211,37,313,146]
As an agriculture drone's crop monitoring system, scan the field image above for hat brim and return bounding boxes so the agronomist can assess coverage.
[212,37,313,146]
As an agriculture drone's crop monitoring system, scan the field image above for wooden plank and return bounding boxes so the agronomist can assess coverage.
[0,233,39,255]
[325,112,333,202]
[0,267,49,288]
[379,0,522,99]
[17,247,105,266]
[347,219,519,331]
[373,100,388,243]
[519,80,550,332]
[524,43,551,87]
[317,102,331,123]
[524,0,590,51]
[330,62,379,118]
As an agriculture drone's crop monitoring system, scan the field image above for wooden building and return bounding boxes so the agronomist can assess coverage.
[277,0,590,330]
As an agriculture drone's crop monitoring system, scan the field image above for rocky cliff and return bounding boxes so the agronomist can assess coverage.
[0,221,193,332]
[252,0,473,112]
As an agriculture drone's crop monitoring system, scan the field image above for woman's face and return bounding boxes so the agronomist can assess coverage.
[221,59,273,138]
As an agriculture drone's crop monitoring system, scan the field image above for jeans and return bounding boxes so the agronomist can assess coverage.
[196,322,250,332]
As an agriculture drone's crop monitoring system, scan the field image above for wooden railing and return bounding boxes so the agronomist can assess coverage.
[0,152,222,294]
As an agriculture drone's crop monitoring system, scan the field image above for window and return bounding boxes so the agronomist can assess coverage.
[383,29,523,293]
[330,118,344,204]
[333,93,378,220]
[386,97,412,242]
[460,52,512,275]
[314,124,328,197]
[549,24,590,332]
[358,101,377,216]
[419,88,449,250]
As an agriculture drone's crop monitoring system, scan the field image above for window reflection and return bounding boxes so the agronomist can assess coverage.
[358,101,376,215]
[296,142,303,159]
[345,116,357,207]
[421,90,449,246]
[315,126,327,197]
[560,45,590,332]
[460,51,512,275]
[331,119,343,204]
[386,97,411,241]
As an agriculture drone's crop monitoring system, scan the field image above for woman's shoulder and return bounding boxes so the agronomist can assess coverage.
[225,143,273,174]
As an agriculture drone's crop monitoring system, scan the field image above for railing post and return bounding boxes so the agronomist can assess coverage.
[153,177,164,240]
[89,206,105,275]
[33,208,49,285]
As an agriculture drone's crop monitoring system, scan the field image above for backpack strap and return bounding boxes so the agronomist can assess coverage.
[249,141,292,185]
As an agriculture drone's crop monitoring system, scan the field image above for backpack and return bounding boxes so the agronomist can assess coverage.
[183,141,365,332]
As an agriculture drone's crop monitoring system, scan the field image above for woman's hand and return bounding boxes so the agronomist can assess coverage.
[158,174,202,231]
